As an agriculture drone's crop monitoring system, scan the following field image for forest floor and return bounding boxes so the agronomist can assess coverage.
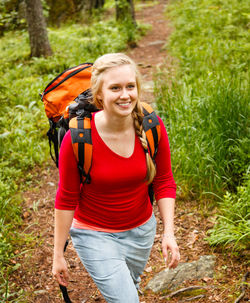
[11,0,249,302]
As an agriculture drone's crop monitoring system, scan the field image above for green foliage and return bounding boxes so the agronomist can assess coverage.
[0,262,25,302]
[207,177,250,250]
[0,0,26,35]
[0,17,144,297]
[115,0,131,18]
[156,0,250,197]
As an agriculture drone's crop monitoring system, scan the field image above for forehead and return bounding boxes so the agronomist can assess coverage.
[102,64,136,85]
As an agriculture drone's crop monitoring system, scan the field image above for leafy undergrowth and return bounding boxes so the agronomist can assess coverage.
[207,177,250,250]
[0,14,146,301]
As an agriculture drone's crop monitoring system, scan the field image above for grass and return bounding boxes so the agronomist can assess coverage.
[156,0,249,197]
[155,0,249,250]
[0,15,145,300]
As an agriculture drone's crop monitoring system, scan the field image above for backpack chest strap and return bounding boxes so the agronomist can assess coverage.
[69,116,92,183]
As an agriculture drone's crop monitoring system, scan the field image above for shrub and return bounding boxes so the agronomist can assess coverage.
[207,177,250,251]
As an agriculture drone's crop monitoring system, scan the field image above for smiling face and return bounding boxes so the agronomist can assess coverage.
[97,64,138,118]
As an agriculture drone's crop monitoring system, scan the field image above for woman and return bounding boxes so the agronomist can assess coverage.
[52,53,180,303]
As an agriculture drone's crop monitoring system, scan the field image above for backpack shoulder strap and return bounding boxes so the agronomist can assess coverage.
[141,102,161,160]
[68,103,160,185]
[69,114,93,184]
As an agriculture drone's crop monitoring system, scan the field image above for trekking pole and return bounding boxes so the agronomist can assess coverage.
[59,239,73,303]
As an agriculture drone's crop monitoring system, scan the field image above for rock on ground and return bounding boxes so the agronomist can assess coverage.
[145,255,216,292]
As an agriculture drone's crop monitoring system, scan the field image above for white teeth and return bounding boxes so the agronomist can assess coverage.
[117,102,130,106]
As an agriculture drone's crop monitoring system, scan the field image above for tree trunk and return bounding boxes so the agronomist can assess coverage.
[75,0,105,12]
[93,0,105,9]
[128,0,136,26]
[115,0,136,26]
[25,0,53,57]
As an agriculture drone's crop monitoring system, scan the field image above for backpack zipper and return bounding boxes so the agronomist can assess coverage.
[43,63,92,96]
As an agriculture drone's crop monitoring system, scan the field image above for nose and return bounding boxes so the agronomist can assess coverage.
[120,88,129,99]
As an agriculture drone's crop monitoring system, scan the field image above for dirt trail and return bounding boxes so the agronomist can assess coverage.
[127,0,171,104]
[13,1,248,302]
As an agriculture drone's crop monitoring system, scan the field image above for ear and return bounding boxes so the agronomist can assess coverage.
[96,91,102,102]
[95,92,103,109]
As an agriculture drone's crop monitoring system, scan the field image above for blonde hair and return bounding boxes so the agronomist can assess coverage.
[91,53,156,184]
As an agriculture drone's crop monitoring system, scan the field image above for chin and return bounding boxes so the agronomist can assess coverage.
[117,107,134,117]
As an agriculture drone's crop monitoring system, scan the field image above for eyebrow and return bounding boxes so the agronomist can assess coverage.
[108,81,136,86]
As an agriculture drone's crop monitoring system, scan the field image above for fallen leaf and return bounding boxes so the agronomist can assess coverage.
[22,211,30,219]
[202,277,213,283]
[187,230,199,247]
[145,266,152,273]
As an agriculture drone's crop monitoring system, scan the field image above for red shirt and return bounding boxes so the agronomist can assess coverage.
[55,114,176,231]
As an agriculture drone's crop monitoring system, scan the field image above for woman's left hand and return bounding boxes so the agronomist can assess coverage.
[162,235,180,269]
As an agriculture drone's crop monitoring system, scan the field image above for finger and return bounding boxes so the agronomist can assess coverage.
[162,244,168,260]
[60,270,69,286]
[59,277,68,287]
[168,258,177,269]
[168,251,180,269]
[162,248,169,264]
[54,271,68,287]
[54,273,62,284]
[57,275,68,287]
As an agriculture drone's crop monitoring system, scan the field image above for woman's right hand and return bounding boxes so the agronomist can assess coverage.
[52,256,69,286]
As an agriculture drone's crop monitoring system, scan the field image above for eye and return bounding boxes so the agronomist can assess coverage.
[127,84,136,89]
[110,86,120,91]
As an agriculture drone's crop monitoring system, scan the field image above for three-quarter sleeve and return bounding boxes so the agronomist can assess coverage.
[152,116,176,201]
[55,130,81,210]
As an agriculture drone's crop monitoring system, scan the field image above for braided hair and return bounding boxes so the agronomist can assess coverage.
[132,102,156,184]
[91,53,156,184]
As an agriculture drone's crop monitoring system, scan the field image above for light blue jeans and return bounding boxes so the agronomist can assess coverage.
[70,213,156,303]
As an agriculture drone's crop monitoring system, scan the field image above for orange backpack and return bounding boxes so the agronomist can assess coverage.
[41,63,161,184]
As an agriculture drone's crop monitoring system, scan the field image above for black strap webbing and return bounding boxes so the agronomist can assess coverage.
[47,120,59,167]
[59,240,73,303]
[77,117,85,183]
[73,116,92,184]
[59,285,72,303]
[148,184,155,205]
[151,126,159,160]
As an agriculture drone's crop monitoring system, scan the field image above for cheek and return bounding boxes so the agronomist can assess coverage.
[102,93,117,108]
[131,90,138,99]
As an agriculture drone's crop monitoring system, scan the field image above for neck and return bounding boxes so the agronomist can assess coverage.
[96,111,134,133]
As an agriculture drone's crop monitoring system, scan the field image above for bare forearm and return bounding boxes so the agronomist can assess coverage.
[157,198,176,236]
[54,209,74,258]
[157,198,180,268]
